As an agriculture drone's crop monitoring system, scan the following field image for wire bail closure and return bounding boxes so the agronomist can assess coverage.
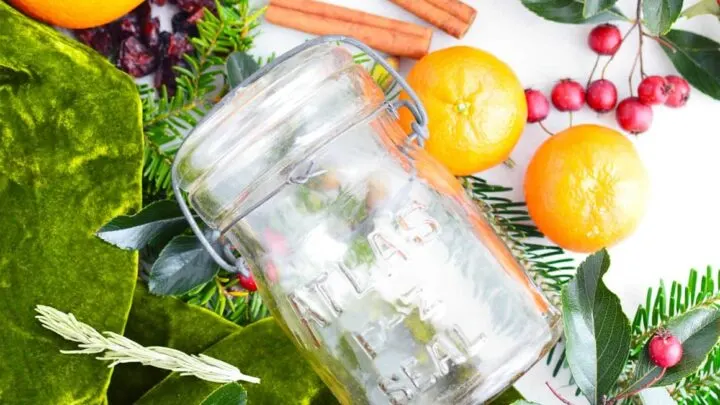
[171,35,429,277]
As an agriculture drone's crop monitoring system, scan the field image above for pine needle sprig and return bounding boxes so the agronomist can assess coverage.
[182,274,270,326]
[35,305,260,384]
[142,1,264,194]
[461,175,576,302]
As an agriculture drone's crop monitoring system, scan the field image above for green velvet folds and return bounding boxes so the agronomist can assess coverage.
[0,2,143,404]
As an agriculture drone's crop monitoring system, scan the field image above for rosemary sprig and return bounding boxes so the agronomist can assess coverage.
[35,305,260,384]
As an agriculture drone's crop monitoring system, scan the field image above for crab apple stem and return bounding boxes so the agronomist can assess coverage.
[600,23,638,79]
[629,50,641,96]
[608,368,667,404]
[545,382,576,405]
[538,121,554,136]
[587,55,601,88]
[568,111,574,127]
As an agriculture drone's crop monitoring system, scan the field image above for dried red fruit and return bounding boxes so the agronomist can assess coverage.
[118,14,140,40]
[176,0,215,14]
[166,32,194,62]
[172,11,199,36]
[142,17,162,49]
[74,27,115,58]
[118,36,158,77]
[150,0,167,5]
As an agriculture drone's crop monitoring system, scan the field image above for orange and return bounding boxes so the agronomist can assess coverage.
[10,0,144,29]
[524,124,650,253]
[399,46,527,176]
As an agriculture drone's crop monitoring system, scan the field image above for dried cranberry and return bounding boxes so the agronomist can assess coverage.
[118,15,140,40]
[118,36,158,77]
[176,0,215,13]
[187,8,205,24]
[172,12,199,36]
[74,27,115,58]
[150,0,167,5]
[133,1,153,23]
[142,17,161,49]
[166,32,194,63]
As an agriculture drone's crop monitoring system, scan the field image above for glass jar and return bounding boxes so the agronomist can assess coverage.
[173,36,562,405]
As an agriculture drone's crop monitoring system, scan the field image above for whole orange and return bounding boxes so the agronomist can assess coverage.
[399,46,527,176]
[524,125,649,253]
[9,0,144,29]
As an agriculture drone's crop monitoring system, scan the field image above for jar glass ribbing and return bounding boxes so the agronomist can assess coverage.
[174,38,562,405]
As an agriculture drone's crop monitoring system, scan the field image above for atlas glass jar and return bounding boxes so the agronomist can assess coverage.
[172,36,562,405]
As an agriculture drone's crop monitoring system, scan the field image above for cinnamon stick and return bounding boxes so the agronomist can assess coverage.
[424,0,477,25]
[390,0,472,39]
[271,0,433,43]
[265,4,431,59]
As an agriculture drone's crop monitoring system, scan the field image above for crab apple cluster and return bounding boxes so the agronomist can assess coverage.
[523,24,692,136]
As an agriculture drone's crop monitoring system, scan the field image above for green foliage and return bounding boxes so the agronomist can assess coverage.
[201,383,247,405]
[643,0,684,35]
[625,307,720,390]
[150,235,220,295]
[462,176,576,302]
[629,267,720,404]
[584,0,619,19]
[96,200,189,250]
[108,283,240,404]
[142,1,265,195]
[0,2,143,403]
[660,29,720,101]
[181,275,270,326]
[561,250,630,405]
[226,51,261,88]
[681,0,720,19]
[519,0,626,24]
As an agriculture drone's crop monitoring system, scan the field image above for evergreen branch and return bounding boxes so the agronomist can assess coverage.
[461,175,576,304]
[182,274,270,326]
[141,1,264,195]
[35,305,260,384]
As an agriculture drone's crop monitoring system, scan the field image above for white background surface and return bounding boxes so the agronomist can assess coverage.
[245,1,720,403]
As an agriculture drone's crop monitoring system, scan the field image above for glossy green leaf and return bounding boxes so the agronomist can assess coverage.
[227,52,260,89]
[643,0,684,35]
[149,235,219,295]
[96,200,188,250]
[562,250,631,405]
[520,0,625,24]
[660,29,720,100]
[201,383,247,405]
[623,306,720,392]
[681,0,720,19]
[488,387,525,404]
[584,0,618,18]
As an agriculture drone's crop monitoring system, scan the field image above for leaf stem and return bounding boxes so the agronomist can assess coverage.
[545,382,576,405]
[609,368,666,404]
[644,34,676,53]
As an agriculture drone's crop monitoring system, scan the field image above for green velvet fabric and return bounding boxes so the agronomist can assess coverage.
[137,318,337,405]
[0,2,143,404]
[108,283,242,404]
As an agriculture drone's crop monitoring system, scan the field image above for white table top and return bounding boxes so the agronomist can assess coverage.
[245,1,720,403]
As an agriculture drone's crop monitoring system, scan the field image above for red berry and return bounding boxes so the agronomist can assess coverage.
[665,75,691,108]
[638,76,670,105]
[588,24,623,55]
[586,79,618,113]
[238,273,258,292]
[551,79,585,112]
[649,332,683,368]
[525,89,550,123]
[616,97,653,134]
